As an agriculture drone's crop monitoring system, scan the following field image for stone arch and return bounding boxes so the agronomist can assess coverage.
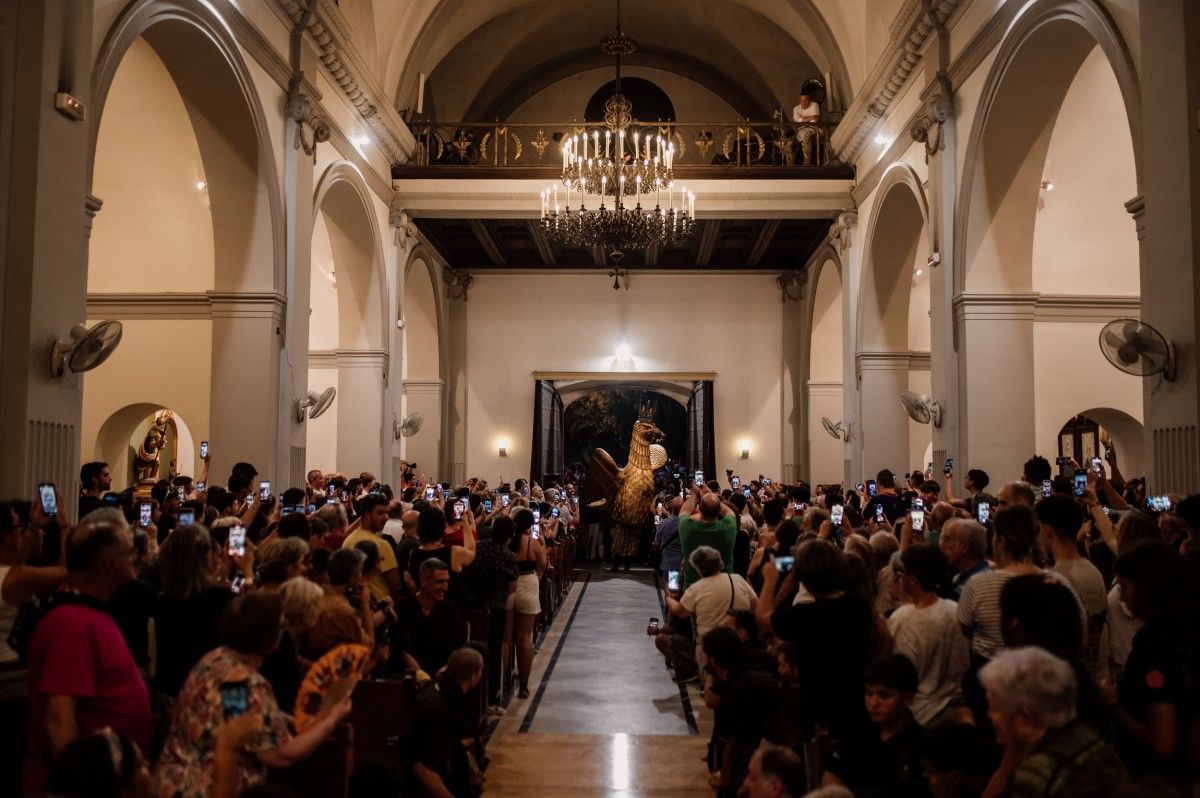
[955,0,1141,294]
[399,248,446,474]
[90,0,284,294]
[94,403,198,490]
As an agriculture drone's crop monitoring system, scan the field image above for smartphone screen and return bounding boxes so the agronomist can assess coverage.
[573,496,579,506]
[176,486,186,503]
[867,480,878,497]
[552,506,560,518]
[327,484,337,496]
[424,486,435,501]
[694,470,704,487]
[831,504,844,526]
[731,476,740,489]
[943,458,953,475]
[199,441,209,459]
[259,481,270,502]
[138,502,152,528]
[775,555,795,575]
[37,483,57,516]
[1091,457,1103,475]
[667,570,681,592]
[910,509,924,531]
[1042,479,1052,498]
[179,509,195,526]
[228,524,246,556]
[532,526,541,540]
[307,502,317,514]
[219,681,250,719]
[195,480,206,493]
[875,504,885,522]
[856,483,865,493]
[1073,471,1087,497]
[977,502,990,524]
[453,501,464,520]
[912,498,924,511]
[532,509,541,525]
[927,462,934,476]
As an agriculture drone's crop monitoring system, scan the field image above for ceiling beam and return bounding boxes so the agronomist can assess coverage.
[468,219,507,267]
[746,220,782,267]
[524,220,557,267]
[696,220,723,267]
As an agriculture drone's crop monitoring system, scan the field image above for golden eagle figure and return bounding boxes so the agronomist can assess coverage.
[580,406,667,558]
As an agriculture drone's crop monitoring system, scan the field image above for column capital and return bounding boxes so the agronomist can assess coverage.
[445,268,473,301]
[830,209,858,253]
[911,72,955,161]
[389,196,418,248]
[84,194,103,238]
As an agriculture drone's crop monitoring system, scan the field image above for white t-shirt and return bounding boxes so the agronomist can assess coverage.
[1052,556,1109,679]
[382,518,405,547]
[679,572,756,638]
[793,102,820,125]
[888,598,969,725]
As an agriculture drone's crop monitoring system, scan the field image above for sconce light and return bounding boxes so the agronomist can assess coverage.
[499,446,507,457]
[741,449,750,459]
[497,437,510,458]
[739,439,751,459]
[1040,179,1055,192]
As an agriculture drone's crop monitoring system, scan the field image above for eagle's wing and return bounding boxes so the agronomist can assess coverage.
[580,448,622,513]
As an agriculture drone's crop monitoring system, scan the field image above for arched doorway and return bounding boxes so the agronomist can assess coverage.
[306,168,388,478]
[857,173,933,479]
[85,5,283,486]
[401,255,444,476]
[564,388,688,475]
[94,404,199,490]
[957,6,1143,482]
[807,257,844,485]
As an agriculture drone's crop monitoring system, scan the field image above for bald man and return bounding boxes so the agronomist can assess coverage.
[678,485,736,590]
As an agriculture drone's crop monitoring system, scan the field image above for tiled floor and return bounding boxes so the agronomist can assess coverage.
[485,567,714,796]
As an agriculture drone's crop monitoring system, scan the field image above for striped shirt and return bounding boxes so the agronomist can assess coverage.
[957,568,1083,660]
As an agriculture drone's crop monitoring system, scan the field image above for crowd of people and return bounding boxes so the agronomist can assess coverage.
[652,452,1200,798]
[0,453,581,798]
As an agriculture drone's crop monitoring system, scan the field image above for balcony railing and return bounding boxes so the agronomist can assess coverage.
[408,117,838,170]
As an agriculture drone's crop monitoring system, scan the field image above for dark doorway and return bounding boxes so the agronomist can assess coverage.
[563,389,687,470]
[584,77,676,123]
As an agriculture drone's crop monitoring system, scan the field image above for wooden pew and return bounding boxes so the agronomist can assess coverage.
[268,722,353,798]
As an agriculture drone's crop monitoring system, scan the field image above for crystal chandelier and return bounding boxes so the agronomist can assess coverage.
[539,0,696,257]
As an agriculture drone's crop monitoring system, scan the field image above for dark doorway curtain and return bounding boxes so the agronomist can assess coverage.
[531,380,564,485]
[686,380,716,481]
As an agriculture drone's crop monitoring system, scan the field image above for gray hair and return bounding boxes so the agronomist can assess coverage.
[943,518,987,559]
[979,646,1077,730]
[259,537,309,571]
[689,545,724,578]
[803,506,829,530]
[868,530,900,566]
[419,557,449,581]
[79,507,129,531]
[1002,481,1038,508]
[278,576,323,630]
[315,502,347,531]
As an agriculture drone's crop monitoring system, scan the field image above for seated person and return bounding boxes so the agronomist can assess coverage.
[308,549,373,656]
[822,654,931,797]
[979,646,1126,796]
[409,647,485,798]
[392,558,464,676]
[740,742,807,798]
[791,92,821,164]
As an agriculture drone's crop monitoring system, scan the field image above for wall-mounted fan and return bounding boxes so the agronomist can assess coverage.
[393,412,423,440]
[900,391,942,427]
[821,416,851,442]
[50,321,123,377]
[1099,318,1174,384]
[295,387,336,423]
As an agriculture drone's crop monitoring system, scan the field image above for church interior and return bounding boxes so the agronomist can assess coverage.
[2,0,1200,796]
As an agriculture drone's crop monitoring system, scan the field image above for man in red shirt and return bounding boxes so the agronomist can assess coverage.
[23,521,150,793]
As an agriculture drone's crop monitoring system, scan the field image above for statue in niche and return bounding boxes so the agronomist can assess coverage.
[581,405,667,569]
[134,410,173,482]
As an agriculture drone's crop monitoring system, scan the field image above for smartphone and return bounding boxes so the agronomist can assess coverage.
[573,496,579,506]
[199,441,209,459]
[138,502,152,528]
[179,509,195,526]
[230,574,246,595]
[1091,457,1103,475]
[831,504,844,526]
[219,681,250,719]
[743,486,751,498]
[866,480,878,497]
[259,480,270,502]
[694,470,704,487]
[1073,470,1087,497]
[764,478,772,486]
[910,509,925,531]
[667,570,681,593]
[424,486,435,501]
[532,509,541,525]
[977,502,990,524]
[775,555,795,575]
[501,493,510,508]
[484,499,494,512]
[452,501,464,521]
[943,458,953,475]
[731,476,740,489]
[1056,456,1071,466]
[1042,479,1052,498]
[856,483,865,493]
[794,501,804,512]
[647,617,660,635]
[875,504,885,522]
[327,484,337,497]
[532,526,541,540]
[912,498,924,512]
[281,505,297,516]
[103,493,120,507]
[177,486,186,503]
[927,462,934,476]
[228,524,246,556]
[38,484,58,516]
[551,506,560,518]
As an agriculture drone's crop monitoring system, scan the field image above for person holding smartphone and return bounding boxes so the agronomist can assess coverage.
[863,469,904,527]
[506,508,546,698]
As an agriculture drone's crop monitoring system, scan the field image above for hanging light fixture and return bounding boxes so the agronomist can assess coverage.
[539,0,696,258]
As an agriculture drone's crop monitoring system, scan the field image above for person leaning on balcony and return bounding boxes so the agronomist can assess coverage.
[792,93,821,165]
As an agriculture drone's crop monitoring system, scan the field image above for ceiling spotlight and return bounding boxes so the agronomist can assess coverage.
[195,179,207,190]
[1041,179,1055,192]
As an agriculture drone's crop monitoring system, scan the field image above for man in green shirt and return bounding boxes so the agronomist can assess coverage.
[678,485,736,589]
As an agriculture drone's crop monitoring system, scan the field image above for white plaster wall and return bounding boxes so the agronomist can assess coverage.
[305,365,339,473]
[90,38,214,293]
[807,386,844,484]
[404,261,441,379]
[309,213,339,350]
[907,368,933,473]
[1031,47,1138,295]
[1033,320,1144,475]
[81,319,212,488]
[463,273,784,484]
[810,260,843,380]
[509,67,741,123]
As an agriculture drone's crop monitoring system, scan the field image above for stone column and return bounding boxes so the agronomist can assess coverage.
[778,270,809,482]
[953,295,1037,486]
[444,270,471,483]
[335,349,388,477]
[0,1,93,513]
[831,211,858,485]
[1136,0,1200,492]
[389,199,418,485]
[208,293,286,483]
[856,352,923,479]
